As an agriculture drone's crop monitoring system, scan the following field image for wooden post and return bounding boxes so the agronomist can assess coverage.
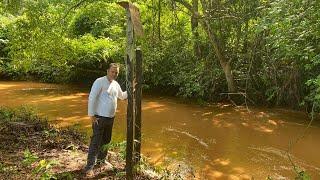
[125,8,135,180]
[117,2,143,179]
[125,55,134,180]
[134,48,142,164]
[119,2,135,179]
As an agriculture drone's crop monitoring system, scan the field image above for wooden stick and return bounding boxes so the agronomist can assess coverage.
[134,48,142,164]
[125,55,134,180]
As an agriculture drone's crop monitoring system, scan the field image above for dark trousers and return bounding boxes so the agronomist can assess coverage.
[85,115,114,170]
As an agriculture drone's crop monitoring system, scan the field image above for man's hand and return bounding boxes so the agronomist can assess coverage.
[90,116,98,124]
[133,78,137,93]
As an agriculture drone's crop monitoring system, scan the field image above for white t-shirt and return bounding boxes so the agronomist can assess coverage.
[88,76,127,118]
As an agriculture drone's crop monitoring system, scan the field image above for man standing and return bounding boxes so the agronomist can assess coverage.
[84,63,127,176]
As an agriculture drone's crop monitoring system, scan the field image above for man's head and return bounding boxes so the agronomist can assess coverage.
[107,63,120,81]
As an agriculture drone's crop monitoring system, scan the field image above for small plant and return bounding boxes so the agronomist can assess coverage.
[23,148,57,180]
[0,105,42,123]
[107,141,127,159]
[32,159,58,180]
[23,149,39,166]
[43,129,58,138]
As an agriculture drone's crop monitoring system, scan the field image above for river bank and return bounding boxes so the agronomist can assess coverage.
[0,106,179,179]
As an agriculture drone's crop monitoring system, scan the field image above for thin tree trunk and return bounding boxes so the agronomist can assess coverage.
[158,0,161,41]
[152,0,155,45]
[191,0,200,58]
[201,19,236,92]
[174,0,236,92]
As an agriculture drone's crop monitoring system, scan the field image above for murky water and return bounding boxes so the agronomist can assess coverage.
[1,81,319,179]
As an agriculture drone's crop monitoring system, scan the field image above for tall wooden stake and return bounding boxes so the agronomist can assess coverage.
[134,48,142,164]
[125,54,134,180]
[125,8,135,180]
[117,2,143,179]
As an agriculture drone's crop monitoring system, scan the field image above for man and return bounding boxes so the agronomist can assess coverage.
[84,63,127,176]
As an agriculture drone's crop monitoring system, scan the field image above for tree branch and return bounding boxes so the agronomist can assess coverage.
[63,0,89,20]
[53,0,90,25]
[172,0,200,18]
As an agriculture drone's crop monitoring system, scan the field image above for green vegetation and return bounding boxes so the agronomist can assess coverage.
[23,149,58,180]
[0,0,319,109]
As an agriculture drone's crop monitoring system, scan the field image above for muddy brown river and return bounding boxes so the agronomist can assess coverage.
[1,81,319,179]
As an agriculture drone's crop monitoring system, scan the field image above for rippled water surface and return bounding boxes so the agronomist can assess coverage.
[1,81,319,179]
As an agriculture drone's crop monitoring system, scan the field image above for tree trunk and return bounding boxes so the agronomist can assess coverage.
[152,0,155,46]
[191,0,201,58]
[201,19,236,92]
[158,0,161,41]
[221,61,236,92]
[174,0,237,92]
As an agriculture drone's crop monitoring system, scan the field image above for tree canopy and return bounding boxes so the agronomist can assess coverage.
[0,0,319,110]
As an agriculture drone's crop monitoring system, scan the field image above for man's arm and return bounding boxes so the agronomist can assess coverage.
[88,79,101,117]
[117,83,128,100]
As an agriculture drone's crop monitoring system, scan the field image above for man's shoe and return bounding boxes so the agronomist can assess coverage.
[82,168,94,178]
[98,161,113,171]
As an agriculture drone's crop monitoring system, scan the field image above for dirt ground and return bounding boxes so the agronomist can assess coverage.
[0,109,158,179]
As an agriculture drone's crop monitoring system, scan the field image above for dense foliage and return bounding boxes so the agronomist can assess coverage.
[0,0,319,109]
